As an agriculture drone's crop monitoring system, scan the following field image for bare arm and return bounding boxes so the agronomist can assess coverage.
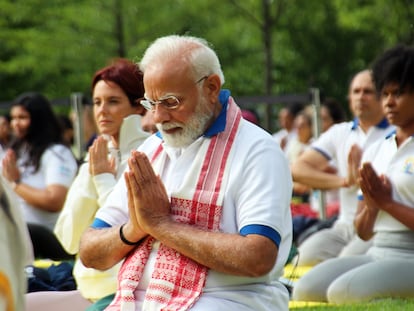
[2,149,70,212]
[79,225,143,270]
[125,151,277,277]
[14,184,68,212]
[147,220,276,276]
[354,199,378,241]
[291,148,344,190]
[79,172,148,270]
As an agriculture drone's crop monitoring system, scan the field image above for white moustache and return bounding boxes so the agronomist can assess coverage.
[157,122,184,131]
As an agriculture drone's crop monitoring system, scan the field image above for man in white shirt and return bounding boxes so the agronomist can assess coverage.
[291,70,394,266]
[80,35,292,311]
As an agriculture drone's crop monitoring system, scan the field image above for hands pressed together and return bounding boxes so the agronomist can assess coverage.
[346,144,393,212]
[88,136,116,176]
[345,144,363,188]
[2,149,20,183]
[358,162,393,212]
[124,150,171,241]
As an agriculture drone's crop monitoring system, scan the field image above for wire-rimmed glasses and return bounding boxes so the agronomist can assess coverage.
[139,75,209,111]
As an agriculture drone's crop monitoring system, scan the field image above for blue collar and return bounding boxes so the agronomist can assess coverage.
[385,129,414,140]
[351,117,389,130]
[155,89,231,140]
[385,129,397,139]
[203,89,230,137]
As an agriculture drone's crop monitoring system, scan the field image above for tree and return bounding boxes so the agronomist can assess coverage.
[1,0,413,131]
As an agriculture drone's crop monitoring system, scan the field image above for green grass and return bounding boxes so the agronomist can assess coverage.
[292,299,414,311]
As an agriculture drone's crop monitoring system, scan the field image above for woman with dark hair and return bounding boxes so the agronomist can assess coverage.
[320,98,346,133]
[26,58,152,311]
[2,92,78,259]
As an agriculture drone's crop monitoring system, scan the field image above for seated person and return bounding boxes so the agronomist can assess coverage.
[293,44,414,303]
[80,34,293,311]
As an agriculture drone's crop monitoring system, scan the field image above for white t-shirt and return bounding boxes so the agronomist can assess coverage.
[311,119,394,224]
[17,144,78,230]
[272,128,297,150]
[95,117,293,311]
[360,134,414,232]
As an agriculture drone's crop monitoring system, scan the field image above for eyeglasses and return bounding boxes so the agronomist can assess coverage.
[139,75,209,111]
[140,95,181,111]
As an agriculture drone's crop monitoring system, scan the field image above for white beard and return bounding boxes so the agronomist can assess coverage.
[156,94,213,148]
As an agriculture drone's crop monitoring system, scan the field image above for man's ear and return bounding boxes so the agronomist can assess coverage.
[205,74,221,103]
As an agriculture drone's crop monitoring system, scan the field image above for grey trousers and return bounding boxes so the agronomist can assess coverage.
[294,221,372,266]
[292,231,414,303]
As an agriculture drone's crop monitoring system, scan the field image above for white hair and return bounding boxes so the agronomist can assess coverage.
[139,35,225,86]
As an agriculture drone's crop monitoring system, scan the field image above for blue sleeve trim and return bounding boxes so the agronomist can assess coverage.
[312,146,331,161]
[240,224,281,247]
[91,218,112,229]
[358,194,364,201]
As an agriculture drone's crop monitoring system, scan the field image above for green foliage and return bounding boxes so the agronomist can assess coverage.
[1,0,413,127]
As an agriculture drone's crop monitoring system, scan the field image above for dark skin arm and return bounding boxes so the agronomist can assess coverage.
[355,162,414,240]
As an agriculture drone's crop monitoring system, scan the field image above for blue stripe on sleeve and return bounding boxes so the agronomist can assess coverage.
[240,224,281,247]
[312,146,331,161]
[358,194,364,201]
[91,218,112,229]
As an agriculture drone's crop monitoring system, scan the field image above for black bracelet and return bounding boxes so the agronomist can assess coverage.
[119,224,141,246]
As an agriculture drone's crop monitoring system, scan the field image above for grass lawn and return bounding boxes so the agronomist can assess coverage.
[285,264,414,310]
[290,298,414,310]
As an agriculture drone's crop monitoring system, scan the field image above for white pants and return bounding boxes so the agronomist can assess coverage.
[295,221,372,266]
[293,231,414,303]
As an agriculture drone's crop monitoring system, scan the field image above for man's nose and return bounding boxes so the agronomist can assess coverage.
[152,105,171,124]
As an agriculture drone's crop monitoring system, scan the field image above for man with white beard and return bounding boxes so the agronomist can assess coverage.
[80,35,293,311]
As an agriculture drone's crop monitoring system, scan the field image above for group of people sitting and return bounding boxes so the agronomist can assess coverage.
[1,34,414,311]
[278,46,414,305]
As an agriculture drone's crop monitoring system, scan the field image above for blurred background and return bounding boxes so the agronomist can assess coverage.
[0,0,413,131]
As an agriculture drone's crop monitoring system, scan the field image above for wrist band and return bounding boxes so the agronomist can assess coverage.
[119,224,141,246]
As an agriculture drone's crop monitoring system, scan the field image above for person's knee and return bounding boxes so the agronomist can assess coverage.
[292,274,328,302]
[327,280,373,304]
[294,249,322,266]
[326,267,372,304]
[326,281,347,304]
[296,238,328,266]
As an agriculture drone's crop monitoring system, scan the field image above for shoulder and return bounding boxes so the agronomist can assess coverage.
[43,144,77,165]
[137,134,163,155]
[119,115,151,152]
[323,121,354,136]
[237,120,281,151]
[363,135,392,161]
[233,120,289,171]
[45,144,74,155]
[312,121,353,146]
[272,129,288,141]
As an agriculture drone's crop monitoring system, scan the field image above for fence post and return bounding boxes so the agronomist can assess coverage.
[70,93,85,162]
[309,88,326,220]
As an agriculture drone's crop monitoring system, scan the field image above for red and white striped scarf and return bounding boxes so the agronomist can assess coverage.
[106,98,241,311]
